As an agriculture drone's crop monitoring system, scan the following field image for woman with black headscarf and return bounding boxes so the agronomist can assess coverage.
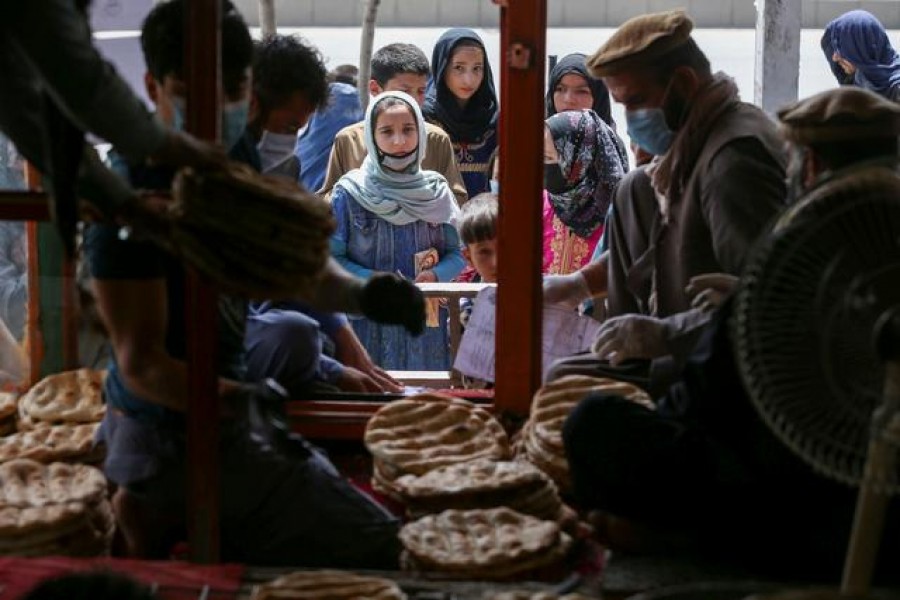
[546,53,616,129]
[822,10,900,101]
[423,28,499,198]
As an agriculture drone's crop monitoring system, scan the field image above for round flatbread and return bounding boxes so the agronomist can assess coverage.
[0,423,100,464]
[400,507,564,573]
[365,395,509,480]
[18,369,106,425]
[251,569,407,600]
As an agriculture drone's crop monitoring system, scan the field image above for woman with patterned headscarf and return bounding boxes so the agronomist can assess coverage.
[822,10,900,101]
[541,109,628,275]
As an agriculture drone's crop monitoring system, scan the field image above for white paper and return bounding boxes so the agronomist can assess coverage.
[453,288,603,383]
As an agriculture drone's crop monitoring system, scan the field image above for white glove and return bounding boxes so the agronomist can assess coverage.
[685,273,740,313]
[591,314,670,366]
[543,271,591,309]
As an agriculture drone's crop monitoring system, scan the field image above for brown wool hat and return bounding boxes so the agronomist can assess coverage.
[777,87,900,144]
[586,9,693,77]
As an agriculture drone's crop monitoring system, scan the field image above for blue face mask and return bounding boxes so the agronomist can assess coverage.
[624,78,678,157]
[625,108,675,157]
[168,95,249,151]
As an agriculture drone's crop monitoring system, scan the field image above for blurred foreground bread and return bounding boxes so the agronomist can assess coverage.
[171,163,335,299]
[251,569,407,600]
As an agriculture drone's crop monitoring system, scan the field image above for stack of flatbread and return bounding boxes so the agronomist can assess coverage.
[0,459,114,557]
[17,369,106,431]
[251,570,407,600]
[517,375,653,493]
[0,423,102,465]
[0,392,16,436]
[400,507,572,580]
[364,394,510,499]
[393,457,563,521]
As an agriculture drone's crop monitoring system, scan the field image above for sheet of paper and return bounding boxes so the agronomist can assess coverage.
[453,288,604,383]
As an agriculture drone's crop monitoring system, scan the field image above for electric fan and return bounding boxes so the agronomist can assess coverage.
[733,162,900,596]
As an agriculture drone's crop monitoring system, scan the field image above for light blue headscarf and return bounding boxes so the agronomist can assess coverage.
[334,91,459,226]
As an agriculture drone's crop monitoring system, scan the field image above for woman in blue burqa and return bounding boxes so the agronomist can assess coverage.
[822,10,900,101]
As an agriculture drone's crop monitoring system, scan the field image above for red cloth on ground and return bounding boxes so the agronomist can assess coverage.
[0,557,244,600]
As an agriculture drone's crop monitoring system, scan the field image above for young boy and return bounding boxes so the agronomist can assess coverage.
[458,192,499,287]
[318,43,467,206]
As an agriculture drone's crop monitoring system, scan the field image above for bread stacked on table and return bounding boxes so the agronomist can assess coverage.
[0,423,103,465]
[365,394,576,579]
[251,570,407,600]
[400,507,573,580]
[515,375,653,493]
[394,457,563,522]
[364,394,510,500]
[0,459,114,557]
[17,368,106,431]
[0,369,106,466]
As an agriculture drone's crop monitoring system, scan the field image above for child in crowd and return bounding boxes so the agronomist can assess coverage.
[457,192,498,326]
[542,108,628,275]
[319,43,466,206]
[331,91,464,371]
[423,29,499,198]
[458,192,498,286]
[456,192,498,389]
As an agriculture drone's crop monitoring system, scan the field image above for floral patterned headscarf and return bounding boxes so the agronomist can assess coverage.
[545,109,628,238]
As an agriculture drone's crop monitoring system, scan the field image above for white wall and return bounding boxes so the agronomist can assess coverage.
[219,0,900,30]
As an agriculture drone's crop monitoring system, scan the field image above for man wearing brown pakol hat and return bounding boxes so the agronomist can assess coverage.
[562,85,900,576]
[561,10,787,376]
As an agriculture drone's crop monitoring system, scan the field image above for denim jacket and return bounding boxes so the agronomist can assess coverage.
[330,186,464,282]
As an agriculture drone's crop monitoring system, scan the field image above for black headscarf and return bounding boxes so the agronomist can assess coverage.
[423,28,499,144]
[545,53,615,130]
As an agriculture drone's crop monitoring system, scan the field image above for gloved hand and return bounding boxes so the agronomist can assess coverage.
[685,273,739,313]
[591,314,670,366]
[543,271,591,309]
[360,272,426,336]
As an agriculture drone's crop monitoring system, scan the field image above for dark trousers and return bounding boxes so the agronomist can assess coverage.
[562,392,900,579]
[98,410,401,569]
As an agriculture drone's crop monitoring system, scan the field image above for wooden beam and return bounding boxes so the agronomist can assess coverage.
[494,0,546,417]
[0,192,50,221]
[754,0,801,114]
[184,0,222,564]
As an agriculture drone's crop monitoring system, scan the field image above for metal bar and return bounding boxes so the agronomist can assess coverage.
[184,0,222,564]
[494,0,546,416]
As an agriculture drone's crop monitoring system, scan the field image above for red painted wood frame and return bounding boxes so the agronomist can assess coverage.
[493,0,546,417]
[184,0,222,564]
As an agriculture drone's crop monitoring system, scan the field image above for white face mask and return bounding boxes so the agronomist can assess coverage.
[379,148,418,172]
[257,130,298,173]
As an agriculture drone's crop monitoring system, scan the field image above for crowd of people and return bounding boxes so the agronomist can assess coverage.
[0,0,899,581]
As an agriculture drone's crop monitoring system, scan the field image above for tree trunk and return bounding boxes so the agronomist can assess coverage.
[258,0,276,38]
[358,0,381,106]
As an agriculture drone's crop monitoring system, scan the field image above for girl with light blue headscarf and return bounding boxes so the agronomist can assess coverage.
[822,10,900,101]
[331,91,464,371]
